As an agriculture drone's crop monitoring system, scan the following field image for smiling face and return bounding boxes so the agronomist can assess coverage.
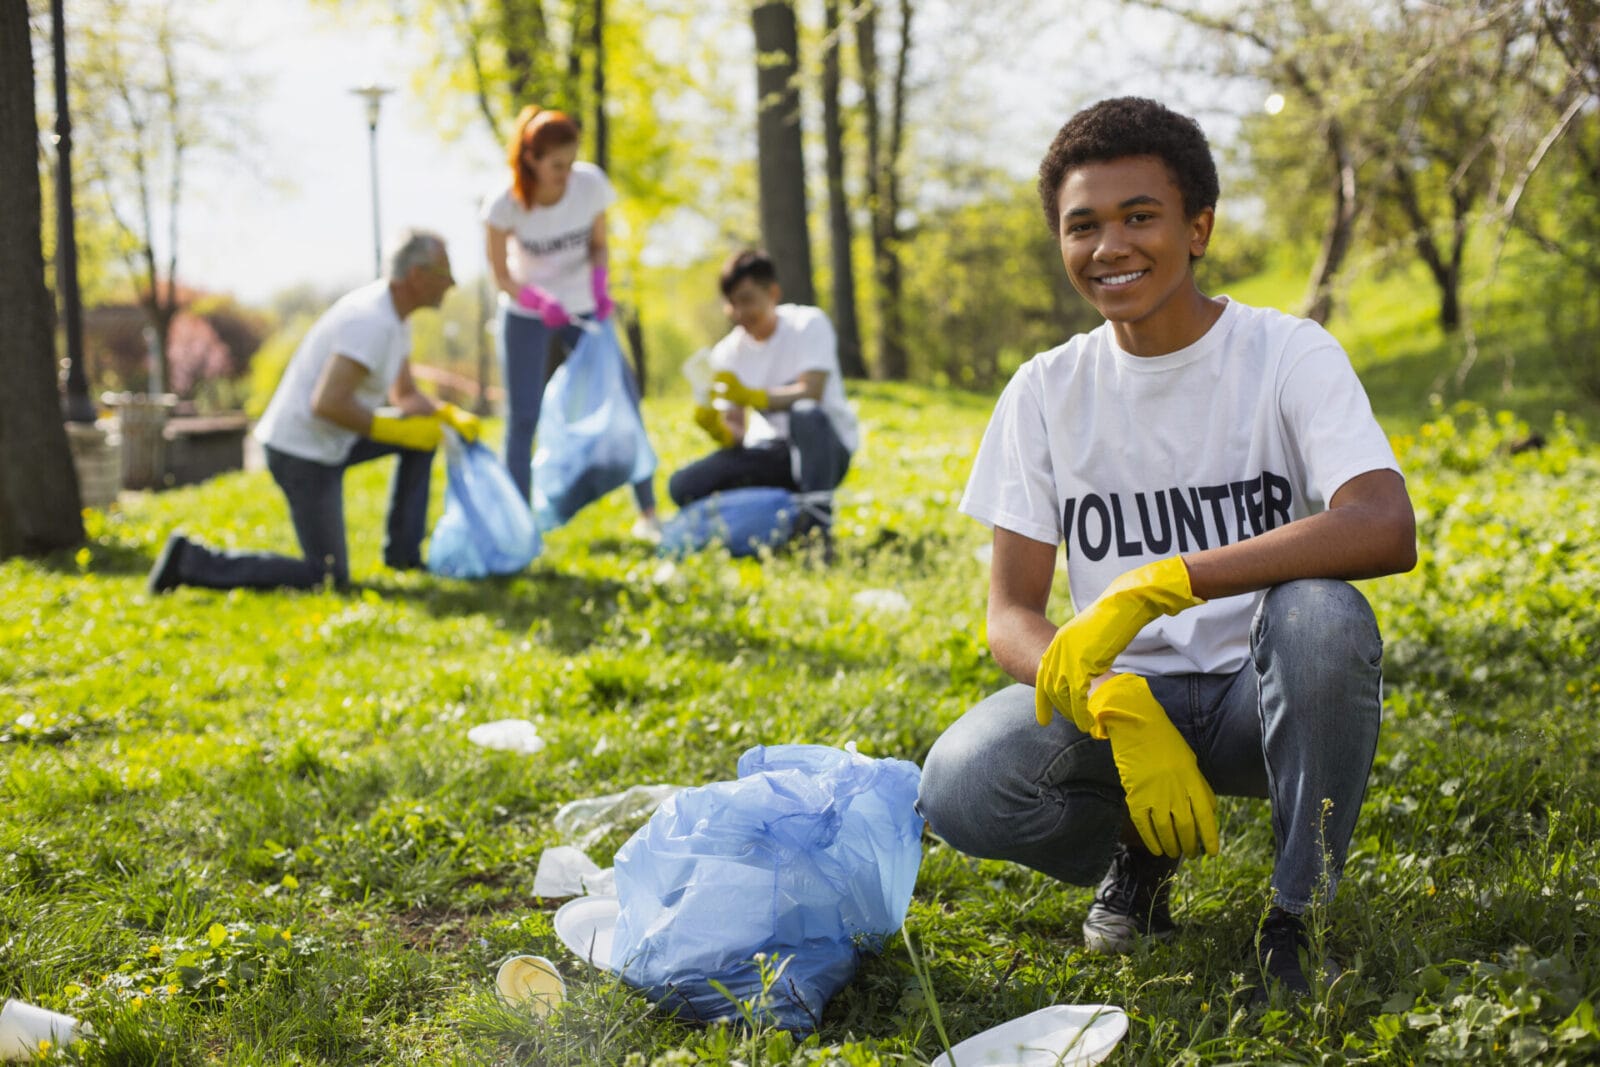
[1055,154,1219,356]
[528,142,578,204]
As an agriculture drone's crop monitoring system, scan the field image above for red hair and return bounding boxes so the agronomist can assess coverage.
[508,105,581,209]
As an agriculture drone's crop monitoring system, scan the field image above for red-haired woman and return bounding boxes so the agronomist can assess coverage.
[482,105,658,535]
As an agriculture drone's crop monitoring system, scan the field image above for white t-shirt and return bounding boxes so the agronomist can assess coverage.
[709,304,859,452]
[960,298,1401,677]
[481,161,616,317]
[254,280,412,465]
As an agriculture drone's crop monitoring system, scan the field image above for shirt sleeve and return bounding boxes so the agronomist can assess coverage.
[329,314,397,374]
[958,363,1062,545]
[789,310,839,377]
[481,187,516,229]
[589,166,618,216]
[1277,324,1401,510]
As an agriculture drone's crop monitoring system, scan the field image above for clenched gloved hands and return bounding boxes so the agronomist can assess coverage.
[1035,556,1204,731]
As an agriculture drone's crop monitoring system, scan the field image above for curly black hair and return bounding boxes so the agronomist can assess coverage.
[1036,97,1219,234]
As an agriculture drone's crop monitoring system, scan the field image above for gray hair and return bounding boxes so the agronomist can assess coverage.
[385,229,447,280]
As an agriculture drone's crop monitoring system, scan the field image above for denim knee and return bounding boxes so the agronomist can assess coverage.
[1253,579,1381,671]
[918,688,1124,886]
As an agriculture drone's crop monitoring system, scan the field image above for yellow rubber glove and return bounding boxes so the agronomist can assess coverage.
[369,412,443,452]
[436,402,482,443]
[711,370,769,410]
[1093,673,1220,859]
[693,404,737,448]
[1036,556,1204,731]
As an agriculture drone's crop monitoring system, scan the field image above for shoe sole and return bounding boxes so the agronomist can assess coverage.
[1082,914,1177,955]
[146,534,188,595]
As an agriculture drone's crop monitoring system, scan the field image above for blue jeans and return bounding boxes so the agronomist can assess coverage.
[499,309,656,512]
[917,579,1384,914]
[666,407,852,507]
[170,439,432,590]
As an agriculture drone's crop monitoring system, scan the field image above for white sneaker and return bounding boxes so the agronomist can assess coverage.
[630,515,663,545]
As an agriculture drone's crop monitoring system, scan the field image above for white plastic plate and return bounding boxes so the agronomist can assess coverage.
[553,895,620,973]
[931,1004,1128,1067]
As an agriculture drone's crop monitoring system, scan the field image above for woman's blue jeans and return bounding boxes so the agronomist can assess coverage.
[917,579,1384,914]
[499,309,656,512]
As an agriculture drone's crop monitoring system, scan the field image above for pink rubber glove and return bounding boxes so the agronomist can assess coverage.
[590,265,615,322]
[516,284,571,328]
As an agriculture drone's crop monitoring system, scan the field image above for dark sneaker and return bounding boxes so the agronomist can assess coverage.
[146,532,190,595]
[1082,843,1179,954]
[1253,906,1341,1003]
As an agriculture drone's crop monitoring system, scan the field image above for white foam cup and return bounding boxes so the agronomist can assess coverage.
[0,999,92,1061]
[495,955,566,1020]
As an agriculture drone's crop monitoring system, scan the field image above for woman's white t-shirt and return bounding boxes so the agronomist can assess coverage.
[709,304,860,452]
[960,298,1401,677]
[481,161,616,317]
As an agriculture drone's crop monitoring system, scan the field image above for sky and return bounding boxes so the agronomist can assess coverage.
[179,3,506,304]
[118,0,1264,308]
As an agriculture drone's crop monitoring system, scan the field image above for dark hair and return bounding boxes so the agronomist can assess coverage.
[719,249,779,298]
[507,105,581,209]
[1036,97,1219,234]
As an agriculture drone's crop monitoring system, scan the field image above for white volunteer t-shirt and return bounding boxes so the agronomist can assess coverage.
[709,304,860,452]
[254,280,412,465]
[960,298,1401,677]
[481,161,616,317]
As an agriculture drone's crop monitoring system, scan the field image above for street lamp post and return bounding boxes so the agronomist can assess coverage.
[350,84,393,279]
[52,0,95,423]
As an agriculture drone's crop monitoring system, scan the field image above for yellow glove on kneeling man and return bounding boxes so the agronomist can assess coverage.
[369,412,443,452]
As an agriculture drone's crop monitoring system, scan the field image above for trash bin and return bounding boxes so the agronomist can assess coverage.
[104,392,176,491]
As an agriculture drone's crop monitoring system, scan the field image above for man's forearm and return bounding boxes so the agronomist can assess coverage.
[1182,494,1416,600]
[987,600,1060,688]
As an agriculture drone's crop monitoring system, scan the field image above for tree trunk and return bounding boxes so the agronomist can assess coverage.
[1303,115,1357,325]
[751,0,815,305]
[874,0,912,380]
[500,0,553,107]
[820,0,864,378]
[0,0,84,557]
[856,4,881,377]
[590,0,606,172]
[1390,160,1463,331]
[857,0,912,379]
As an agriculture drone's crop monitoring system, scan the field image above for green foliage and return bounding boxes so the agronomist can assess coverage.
[3,388,1599,1063]
[244,315,312,419]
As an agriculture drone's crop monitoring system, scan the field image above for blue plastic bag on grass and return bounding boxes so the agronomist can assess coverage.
[428,433,541,577]
[659,486,830,558]
[531,320,657,531]
[609,744,923,1030]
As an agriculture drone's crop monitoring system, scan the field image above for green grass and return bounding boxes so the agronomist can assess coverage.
[5,381,1600,1063]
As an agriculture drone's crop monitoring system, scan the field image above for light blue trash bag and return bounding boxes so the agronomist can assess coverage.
[531,320,657,531]
[659,486,830,558]
[427,432,540,577]
[609,744,923,1031]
